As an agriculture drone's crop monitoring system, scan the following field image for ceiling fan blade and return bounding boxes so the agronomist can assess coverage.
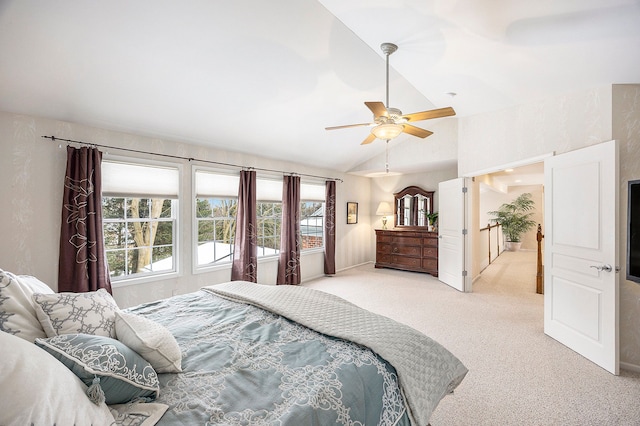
[365,101,388,118]
[403,107,456,122]
[403,124,433,138]
[360,133,377,145]
[325,122,372,131]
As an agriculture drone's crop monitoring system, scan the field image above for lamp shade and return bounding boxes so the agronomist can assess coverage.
[376,201,393,216]
[371,123,403,140]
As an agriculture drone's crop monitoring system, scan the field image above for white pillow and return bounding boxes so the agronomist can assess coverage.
[33,288,119,338]
[115,310,182,373]
[0,330,116,426]
[17,274,54,295]
[0,269,47,342]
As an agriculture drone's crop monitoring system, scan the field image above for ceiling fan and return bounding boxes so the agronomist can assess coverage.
[325,42,456,145]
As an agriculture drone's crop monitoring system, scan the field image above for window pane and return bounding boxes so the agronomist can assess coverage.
[159,199,173,218]
[150,246,173,272]
[196,199,213,218]
[104,222,126,249]
[103,197,124,219]
[127,198,151,219]
[107,251,126,277]
[154,222,173,245]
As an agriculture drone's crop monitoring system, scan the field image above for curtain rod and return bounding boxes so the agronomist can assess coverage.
[42,135,343,183]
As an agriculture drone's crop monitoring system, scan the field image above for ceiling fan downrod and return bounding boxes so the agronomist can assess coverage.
[380,43,397,108]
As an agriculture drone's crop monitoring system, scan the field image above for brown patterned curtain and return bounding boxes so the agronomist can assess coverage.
[323,180,336,275]
[231,170,257,282]
[58,146,112,294]
[277,175,301,285]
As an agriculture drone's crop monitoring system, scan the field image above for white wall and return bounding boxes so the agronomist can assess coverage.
[0,110,373,308]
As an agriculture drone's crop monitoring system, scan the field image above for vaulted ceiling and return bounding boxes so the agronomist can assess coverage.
[1,0,638,175]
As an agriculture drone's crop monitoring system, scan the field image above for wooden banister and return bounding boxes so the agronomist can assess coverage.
[536,224,544,294]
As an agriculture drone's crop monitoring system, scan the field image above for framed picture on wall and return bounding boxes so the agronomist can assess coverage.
[347,202,358,224]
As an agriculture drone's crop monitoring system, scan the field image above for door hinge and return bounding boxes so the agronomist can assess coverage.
[462,229,468,235]
[462,186,468,193]
[462,270,468,277]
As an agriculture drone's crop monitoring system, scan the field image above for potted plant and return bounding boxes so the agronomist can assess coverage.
[488,193,536,251]
[426,211,438,232]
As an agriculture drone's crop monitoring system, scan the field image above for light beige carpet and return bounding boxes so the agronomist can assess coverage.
[304,251,640,426]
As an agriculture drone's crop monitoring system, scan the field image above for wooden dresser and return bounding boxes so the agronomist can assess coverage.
[375,228,438,277]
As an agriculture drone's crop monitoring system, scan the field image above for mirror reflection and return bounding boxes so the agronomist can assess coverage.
[394,186,434,228]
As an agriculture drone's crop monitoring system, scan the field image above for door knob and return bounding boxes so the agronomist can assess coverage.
[590,264,612,272]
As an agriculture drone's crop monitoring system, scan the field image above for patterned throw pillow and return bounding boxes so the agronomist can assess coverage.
[0,330,116,426]
[33,288,119,338]
[115,311,182,373]
[35,333,160,405]
[0,269,48,342]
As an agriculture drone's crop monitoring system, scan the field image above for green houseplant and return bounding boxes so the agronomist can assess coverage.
[488,193,536,250]
[426,211,438,231]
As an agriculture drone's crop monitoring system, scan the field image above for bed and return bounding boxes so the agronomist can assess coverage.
[0,268,467,426]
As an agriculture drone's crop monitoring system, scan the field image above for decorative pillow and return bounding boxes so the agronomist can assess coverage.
[17,274,54,294]
[33,288,119,338]
[35,333,160,405]
[0,269,47,342]
[0,330,116,426]
[115,310,182,373]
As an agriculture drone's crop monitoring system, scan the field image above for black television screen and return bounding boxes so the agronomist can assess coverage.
[627,180,640,283]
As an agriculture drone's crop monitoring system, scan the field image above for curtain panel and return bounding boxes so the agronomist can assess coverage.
[277,175,301,285]
[58,146,112,294]
[324,180,336,275]
[231,170,257,282]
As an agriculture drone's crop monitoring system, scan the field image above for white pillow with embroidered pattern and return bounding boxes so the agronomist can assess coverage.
[115,310,182,373]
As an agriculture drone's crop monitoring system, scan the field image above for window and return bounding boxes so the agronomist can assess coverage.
[300,183,326,251]
[195,170,239,268]
[195,198,237,266]
[300,201,324,250]
[103,198,176,278]
[102,160,180,281]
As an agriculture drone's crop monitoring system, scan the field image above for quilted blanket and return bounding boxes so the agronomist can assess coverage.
[203,281,468,426]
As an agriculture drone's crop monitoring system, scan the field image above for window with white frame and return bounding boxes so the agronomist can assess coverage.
[102,160,179,281]
[195,171,239,267]
[300,182,326,250]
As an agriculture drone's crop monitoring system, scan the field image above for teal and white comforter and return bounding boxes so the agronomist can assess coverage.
[128,282,467,425]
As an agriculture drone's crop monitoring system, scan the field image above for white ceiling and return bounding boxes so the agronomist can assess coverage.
[1,0,639,174]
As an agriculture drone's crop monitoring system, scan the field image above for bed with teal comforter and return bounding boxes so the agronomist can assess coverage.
[127,282,467,425]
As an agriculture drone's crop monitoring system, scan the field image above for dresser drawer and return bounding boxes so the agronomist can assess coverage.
[423,237,438,247]
[423,247,438,258]
[391,255,422,269]
[422,258,437,271]
[395,236,422,246]
[393,245,421,256]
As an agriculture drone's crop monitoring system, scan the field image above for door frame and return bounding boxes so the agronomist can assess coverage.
[463,153,553,292]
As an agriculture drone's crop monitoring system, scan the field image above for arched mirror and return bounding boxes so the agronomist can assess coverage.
[394,186,435,228]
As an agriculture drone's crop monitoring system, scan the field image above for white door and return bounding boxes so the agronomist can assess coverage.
[544,140,619,374]
[438,177,468,292]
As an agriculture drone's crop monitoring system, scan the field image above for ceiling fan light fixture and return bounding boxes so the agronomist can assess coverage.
[371,123,403,140]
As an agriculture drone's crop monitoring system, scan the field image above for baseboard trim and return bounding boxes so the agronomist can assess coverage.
[302,261,374,283]
[621,361,640,373]
[337,261,373,273]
